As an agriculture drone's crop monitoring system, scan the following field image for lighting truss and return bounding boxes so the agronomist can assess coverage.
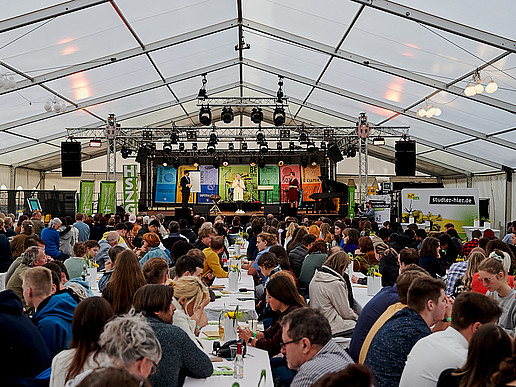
[195,96,288,107]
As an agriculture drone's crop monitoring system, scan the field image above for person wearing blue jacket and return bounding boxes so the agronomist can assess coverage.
[0,289,52,383]
[41,218,69,261]
[22,266,77,357]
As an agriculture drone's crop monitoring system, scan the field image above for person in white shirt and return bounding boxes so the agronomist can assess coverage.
[400,291,502,387]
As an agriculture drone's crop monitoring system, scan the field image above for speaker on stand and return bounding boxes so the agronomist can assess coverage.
[61,142,82,177]
[395,140,416,176]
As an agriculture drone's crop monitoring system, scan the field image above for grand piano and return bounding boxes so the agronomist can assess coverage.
[310,176,349,216]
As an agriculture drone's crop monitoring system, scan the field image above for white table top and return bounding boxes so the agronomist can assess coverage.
[205,271,258,321]
[462,226,500,240]
[184,323,273,387]
[0,272,6,292]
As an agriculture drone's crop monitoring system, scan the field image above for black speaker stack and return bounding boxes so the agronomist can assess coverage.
[395,140,416,176]
[61,142,82,177]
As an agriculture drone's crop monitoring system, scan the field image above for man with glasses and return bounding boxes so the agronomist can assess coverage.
[280,307,353,387]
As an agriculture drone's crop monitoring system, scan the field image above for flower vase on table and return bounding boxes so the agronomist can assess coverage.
[83,255,99,290]
[219,307,242,343]
[367,268,382,296]
[228,265,241,292]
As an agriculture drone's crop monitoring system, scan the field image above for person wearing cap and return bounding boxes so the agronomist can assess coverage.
[41,218,69,261]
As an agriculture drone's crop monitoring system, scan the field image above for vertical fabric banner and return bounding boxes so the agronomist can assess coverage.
[280,165,301,203]
[198,165,219,203]
[348,185,355,217]
[301,165,322,201]
[78,180,94,216]
[98,181,116,214]
[218,165,259,202]
[176,165,198,205]
[155,166,177,203]
[258,165,280,203]
[123,165,138,215]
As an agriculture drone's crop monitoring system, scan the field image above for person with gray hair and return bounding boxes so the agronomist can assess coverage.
[41,217,69,261]
[279,307,353,386]
[66,313,162,386]
[6,246,48,313]
[95,231,125,271]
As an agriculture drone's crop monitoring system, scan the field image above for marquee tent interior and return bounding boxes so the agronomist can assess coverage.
[0,0,515,228]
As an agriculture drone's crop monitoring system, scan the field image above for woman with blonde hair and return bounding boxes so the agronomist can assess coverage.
[453,249,486,296]
[319,223,332,244]
[308,224,320,238]
[170,276,209,348]
[283,222,299,250]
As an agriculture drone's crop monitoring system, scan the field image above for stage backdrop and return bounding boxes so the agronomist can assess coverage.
[198,165,219,204]
[259,165,280,203]
[218,165,259,202]
[176,166,198,205]
[155,166,177,203]
[401,188,479,233]
[280,165,301,203]
[301,165,322,201]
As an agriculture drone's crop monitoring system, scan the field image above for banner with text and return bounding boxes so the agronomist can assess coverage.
[280,165,301,203]
[98,181,116,214]
[401,188,479,233]
[123,165,138,215]
[301,165,322,201]
[258,165,280,203]
[176,166,198,205]
[198,165,219,203]
[367,194,391,225]
[78,180,94,216]
[155,166,177,203]
[218,165,259,202]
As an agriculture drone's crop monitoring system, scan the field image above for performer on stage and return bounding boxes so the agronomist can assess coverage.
[232,174,246,214]
[180,170,192,208]
[287,171,300,208]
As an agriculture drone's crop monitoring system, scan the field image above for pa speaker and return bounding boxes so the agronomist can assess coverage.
[135,146,150,164]
[61,142,82,177]
[395,140,416,176]
[328,144,344,163]
[175,208,191,220]
[192,204,211,216]
[281,204,298,218]
[264,204,281,215]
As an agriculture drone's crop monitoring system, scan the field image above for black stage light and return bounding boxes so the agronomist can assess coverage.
[121,146,131,159]
[299,131,308,143]
[228,143,235,151]
[273,107,285,126]
[213,156,220,168]
[256,130,265,144]
[172,157,180,169]
[278,160,284,167]
[242,143,248,151]
[249,159,256,167]
[221,107,234,124]
[193,156,200,167]
[307,142,316,152]
[260,142,268,153]
[199,106,212,126]
[258,157,266,169]
[277,142,282,150]
[192,143,198,151]
[301,156,308,168]
[179,143,185,152]
[170,132,179,144]
[207,143,216,153]
[209,131,218,143]
[311,156,318,166]
[289,142,295,151]
[222,156,229,167]
[163,141,172,153]
[250,107,263,124]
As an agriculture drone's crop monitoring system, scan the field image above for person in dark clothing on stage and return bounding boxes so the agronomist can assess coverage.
[180,171,192,209]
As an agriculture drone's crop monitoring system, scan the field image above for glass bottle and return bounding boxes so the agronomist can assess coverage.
[233,342,244,379]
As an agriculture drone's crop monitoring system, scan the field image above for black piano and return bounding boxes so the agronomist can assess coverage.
[310,177,349,216]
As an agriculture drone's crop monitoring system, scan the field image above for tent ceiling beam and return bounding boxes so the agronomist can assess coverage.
[351,0,516,53]
[244,59,516,151]
[0,0,110,34]
[0,19,238,96]
[243,20,516,114]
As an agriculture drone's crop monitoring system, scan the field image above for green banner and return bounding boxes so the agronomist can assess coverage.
[218,165,259,202]
[99,181,116,214]
[348,185,355,218]
[258,165,280,203]
[78,180,94,216]
[123,165,138,215]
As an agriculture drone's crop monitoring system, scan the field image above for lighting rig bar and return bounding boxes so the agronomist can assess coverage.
[196,97,288,107]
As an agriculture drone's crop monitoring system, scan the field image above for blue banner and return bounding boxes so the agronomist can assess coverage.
[198,165,219,203]
[155,166,177,203]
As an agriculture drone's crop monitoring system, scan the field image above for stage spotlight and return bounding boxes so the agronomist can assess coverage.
[277,142,282,150]
[347,146,356,158]
[163,141,172,153]
[170,132,179,144]
[228,143,235,151]
[222,156,229,167]
[301,156,308,168]
[278,160,284,167]
[250,107,263,124]
[179,143,185,152]
[199,106,212,126]
[242,143,248,151]
[311,156,318,166]
[256,130,265,144]
[320,141,326,150]
[193,156,200,167]
[372,136,385,146]
[289,142,295,151]
[209,131,218,143]
[192,143,198,151]
[172,157,180,169]
[221,107,234,124]
[207,143,216,153]
[273,107,285,126]
[260,142,268,154]
[212,156,220,168]
[258,157,266,169]
[121,146,131,159]
[250,159,256,167]
[89,139,102,148]
[299,131,308,143]
[280,129,290,139]
[162,160,168,167]
[307,142,316,152]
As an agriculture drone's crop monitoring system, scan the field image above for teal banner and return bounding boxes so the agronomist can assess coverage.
[98,181,116,214]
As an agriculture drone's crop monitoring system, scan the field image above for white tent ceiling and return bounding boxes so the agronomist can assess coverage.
[0,0,515,177]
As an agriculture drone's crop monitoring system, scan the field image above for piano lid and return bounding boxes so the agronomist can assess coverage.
[319,176,348,193]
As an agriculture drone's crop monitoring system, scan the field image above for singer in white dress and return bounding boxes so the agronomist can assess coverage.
[232,174,246,213]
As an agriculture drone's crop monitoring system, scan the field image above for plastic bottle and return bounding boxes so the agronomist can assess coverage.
[233,342,244,379]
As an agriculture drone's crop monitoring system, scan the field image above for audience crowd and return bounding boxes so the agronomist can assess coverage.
[1,210,516,387]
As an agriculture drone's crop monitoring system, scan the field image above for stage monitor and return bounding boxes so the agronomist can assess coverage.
[27,198,42,212]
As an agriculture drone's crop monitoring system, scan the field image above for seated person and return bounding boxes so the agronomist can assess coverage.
[202,236,227,280]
